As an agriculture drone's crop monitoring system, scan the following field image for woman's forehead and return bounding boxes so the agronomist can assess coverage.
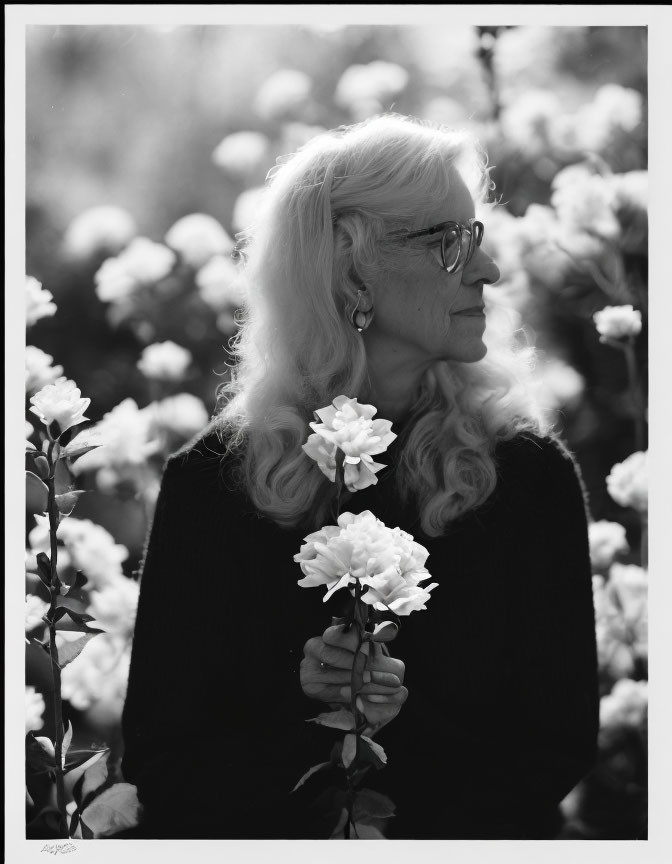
[420,167,476,228]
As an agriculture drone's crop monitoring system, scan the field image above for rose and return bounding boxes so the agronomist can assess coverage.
[29,378,90,434]
[606,451,648,512]
[303,395,397,492]
[25,347,64,394]
[164,214,234,269]
[588,520,629,571]
[212,131,270,177]
[63,205,136,260]
[137,341,192,381]
[26,276,57,327]
[295,510,437,616]
[335,62,409,120]
[593,305,642,342]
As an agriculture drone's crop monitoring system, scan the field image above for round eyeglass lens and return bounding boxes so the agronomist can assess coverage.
[441,225,462,271]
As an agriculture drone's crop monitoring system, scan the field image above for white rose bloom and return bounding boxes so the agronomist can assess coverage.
[606,451,648,512]
[593,305,642,341]
[335,62,409,118]
[60,634,130,715]
[26,276,57,327]
[500,89,563,157]
[25,346,64,394]
[196,255,246,312]
[588,520,629,571]
[212,131,270,177]
[599,678,647,730]
[137,341,192,381]
[551,167,620,240]
[25,594,49,632]
[231,186,267,234]
[303,395,396,492]
[70,399,159,473]
[295,510,437,615]
[29,377,90,433]
[26,686,46,733]
[63,206,137,260]
[254,69,312,120]
[95,238,175,303]
[88,576,139,638]
[164,214,234,269]
[153,393,209,439]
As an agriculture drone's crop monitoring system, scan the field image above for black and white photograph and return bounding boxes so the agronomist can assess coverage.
[7,4,671,861]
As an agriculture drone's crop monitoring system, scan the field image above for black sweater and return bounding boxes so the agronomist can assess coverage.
[121,429,599,839]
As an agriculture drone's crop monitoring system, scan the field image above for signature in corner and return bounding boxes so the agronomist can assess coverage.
[40,843,78,855]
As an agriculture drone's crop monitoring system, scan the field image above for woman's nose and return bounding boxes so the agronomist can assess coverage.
[465,246,500,286]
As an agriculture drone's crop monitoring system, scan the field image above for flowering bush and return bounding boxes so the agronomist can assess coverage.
[95,237,176,303]
[588,520,629,572]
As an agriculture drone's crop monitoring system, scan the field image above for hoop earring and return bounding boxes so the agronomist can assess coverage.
[350,287,374,333]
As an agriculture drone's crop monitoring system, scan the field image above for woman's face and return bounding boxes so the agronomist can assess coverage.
[365,166,500,366]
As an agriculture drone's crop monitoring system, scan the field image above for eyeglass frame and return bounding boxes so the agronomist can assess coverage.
[391,217,484,274]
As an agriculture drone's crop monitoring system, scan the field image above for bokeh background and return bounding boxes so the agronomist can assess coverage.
[25,24,648,840]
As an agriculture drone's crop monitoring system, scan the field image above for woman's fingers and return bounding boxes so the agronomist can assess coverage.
[304,633,405,684]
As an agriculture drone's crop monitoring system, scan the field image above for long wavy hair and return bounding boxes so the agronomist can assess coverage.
[215,114,549,537]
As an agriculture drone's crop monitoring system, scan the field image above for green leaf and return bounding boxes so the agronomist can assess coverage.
[341,733,358,769]
[65,750,108,804]
[80,817,94,839]
[80,783,142,838]
[308,709,355,731]
[60,442,103,464]
[26,471,49,514]
[25,451,50,479]
[359,735,387,768]
[371,621,398,643]
[47,419,63,440]
[57,632,98,668]
[36,552,52,588]
[291,760,332,793]
[54,607,106,635]
[55,490,85,517]
[26,733,56,774]
[63,721,73,761]
[352,788,396,822]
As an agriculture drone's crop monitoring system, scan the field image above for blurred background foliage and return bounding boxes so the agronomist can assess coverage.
[25,24,647,840]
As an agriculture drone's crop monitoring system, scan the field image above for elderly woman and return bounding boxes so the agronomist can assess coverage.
[121,115,599,839]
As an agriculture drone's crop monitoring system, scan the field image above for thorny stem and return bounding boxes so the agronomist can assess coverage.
[45,440,69,838]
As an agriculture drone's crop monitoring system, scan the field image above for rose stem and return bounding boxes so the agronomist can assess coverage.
[46,440,68,838]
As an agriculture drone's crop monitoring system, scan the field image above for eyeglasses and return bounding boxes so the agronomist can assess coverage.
[396,217,484,274]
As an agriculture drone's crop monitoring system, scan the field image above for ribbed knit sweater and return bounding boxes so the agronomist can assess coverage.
[121,429,599,839]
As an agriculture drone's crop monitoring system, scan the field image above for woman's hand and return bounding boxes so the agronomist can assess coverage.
[301,624,408,735]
